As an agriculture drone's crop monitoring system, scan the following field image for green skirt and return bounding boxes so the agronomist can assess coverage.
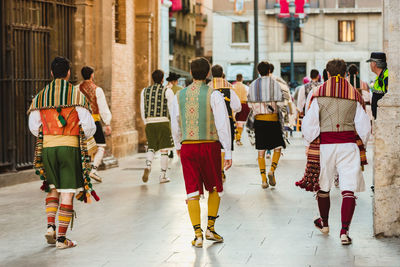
[145,122,174,151]
[42,146,84,193]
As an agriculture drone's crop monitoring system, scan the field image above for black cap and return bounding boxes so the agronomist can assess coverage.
[166,72,181,82]
[366,52,386,63]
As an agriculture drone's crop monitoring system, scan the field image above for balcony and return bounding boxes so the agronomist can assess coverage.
[196,13,207,27]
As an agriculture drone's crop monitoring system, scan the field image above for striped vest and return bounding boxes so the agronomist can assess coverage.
[143,84,169,118]
[177,82,218,142]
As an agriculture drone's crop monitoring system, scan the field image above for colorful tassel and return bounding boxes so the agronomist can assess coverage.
[91,190,100,201]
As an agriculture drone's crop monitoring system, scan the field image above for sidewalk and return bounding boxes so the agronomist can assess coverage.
[0,132,399,266]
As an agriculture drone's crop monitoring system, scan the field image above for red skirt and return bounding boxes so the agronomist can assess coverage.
[180,142,222,198]
[235,103,250,122]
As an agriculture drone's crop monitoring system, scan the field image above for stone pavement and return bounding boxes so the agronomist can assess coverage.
[1,133,400,267]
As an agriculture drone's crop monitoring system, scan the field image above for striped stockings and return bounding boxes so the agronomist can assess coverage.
[58,204,74,237]
[45,197,59,227]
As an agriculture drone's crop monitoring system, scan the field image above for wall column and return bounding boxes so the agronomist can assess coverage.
[373,0,400,237]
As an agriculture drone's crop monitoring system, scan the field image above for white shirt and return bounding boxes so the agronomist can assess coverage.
[96,87,112,125]
[170,90,232,160]
[302,99,371,146]
[229,89,242,113]
[140,86,175,124]
[28,107,97,138]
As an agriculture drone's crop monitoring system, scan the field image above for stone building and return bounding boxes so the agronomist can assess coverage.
[195,0,213,61]
[0,0,163,173]
[212,0,382,83]
[170,0,197,78]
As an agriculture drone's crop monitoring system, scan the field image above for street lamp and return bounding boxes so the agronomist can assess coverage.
[274,0,310,89]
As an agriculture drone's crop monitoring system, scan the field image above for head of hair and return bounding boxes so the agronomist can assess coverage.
[269,63,275,74]
[376,60,387,69]
[326,59,347,77]
[348,64,359,76]
[81,66,94,80]
[51,56,71,79]
[310,69,319,79]
[190,57,210,80]
[257,61,270,76]
[211,65,224,78]
[152,69,164,84]
[236,73,243,81]
[323,69,328,82]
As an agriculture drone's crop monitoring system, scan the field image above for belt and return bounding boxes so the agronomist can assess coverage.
[92,114,101,122]
[182,140,218,144]
[255,113,279,122]
[43,135,79,148]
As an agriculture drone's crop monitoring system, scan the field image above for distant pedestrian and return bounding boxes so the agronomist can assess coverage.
[79,66,112,183]
[297,69,321,116]
[347,64,373,120]
[140,69,175,184]
[367,52,388,119]
[233,74,250,146]
[166,72,183,158]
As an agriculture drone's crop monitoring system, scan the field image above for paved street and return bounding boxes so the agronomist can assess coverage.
[1,133,400,267]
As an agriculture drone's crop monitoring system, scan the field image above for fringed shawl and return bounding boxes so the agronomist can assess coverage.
[211,78,234,90]
[248,77,282,103]
[28,79,90,114]
[296,76,367,192]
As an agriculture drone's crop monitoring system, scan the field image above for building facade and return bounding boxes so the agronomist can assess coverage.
[170,0,197,78]
[195,0,213,61]
[212,0,382,84]
[0,0,163,172]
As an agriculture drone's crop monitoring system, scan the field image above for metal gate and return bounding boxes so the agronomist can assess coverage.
[0,0,76,172]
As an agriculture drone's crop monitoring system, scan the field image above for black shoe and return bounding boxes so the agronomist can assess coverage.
[168,151,174,159]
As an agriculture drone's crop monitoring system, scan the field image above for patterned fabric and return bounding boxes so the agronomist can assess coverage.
[304,81,321,100]
[248,77,282,103]
[318,98,357,133]
[233,82,248,102]
[79,80,99,114]
[40,107,80,136]
[58,204,73,237]
[177,81,218,142]
[28,79,90,113]
[46,197,59,226]
[143,84,169,118]
[348,75,361,92]
[296,77,367,192]
[211,77,233,90]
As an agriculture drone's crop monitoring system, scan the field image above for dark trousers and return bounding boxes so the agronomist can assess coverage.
[371,93,384,119]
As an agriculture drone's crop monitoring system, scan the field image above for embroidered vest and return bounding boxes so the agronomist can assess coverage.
[233,82,248,102]
[177,82,218,142]
[79,81,99,114]
[318,97,357,133]
[40,107,80,136]
[143,84,169,118]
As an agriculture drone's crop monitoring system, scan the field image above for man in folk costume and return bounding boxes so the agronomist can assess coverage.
[28,57,98,249]
[79,66,112,183]
[140,69,175,184]
[209,65,241,182]
[233,73,250,146]
[297,59,371,245]
[248,61,285,189]
[171,57,232,247]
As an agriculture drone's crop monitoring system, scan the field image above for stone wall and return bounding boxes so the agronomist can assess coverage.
[373,0,400,237]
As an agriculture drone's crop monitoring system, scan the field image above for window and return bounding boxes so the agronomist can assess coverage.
[285,26,301,43]
[115,0,126,44]
[280,63,307,88]
[338,20,355,42]
[232,22,249,43]
[338,0,355,8]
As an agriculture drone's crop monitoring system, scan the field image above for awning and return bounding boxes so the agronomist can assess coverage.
[226,64,253,81]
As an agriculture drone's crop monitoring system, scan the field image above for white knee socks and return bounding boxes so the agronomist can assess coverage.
[92,146,105,170]
[160,152,168,173]
[146,149,155,168]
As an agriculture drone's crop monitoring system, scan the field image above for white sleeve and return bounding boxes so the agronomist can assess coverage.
[96,87,112,125]
[230,89,242,113]
[211,91,232,160]
[140,89,146,125]
[28,110,42,137]
[170,95,182,150]
[304,90,314,114]
[76,107,96,137]
[301,98,320,145]
[355,102,371,145]
[297,86,306,111]
[165,88,175,117]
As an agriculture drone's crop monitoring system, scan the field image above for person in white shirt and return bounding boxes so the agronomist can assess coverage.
[79,66,112,183]
[299,59,371,245]
[170,57,232,248]
[28,57,97,249]
[140,70,175,184]
[297,69,322,116]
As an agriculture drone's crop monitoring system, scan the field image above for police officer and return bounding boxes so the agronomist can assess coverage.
[367,52,388,119]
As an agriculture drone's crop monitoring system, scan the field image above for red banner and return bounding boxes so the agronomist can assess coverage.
[279,0,306,17]
[170,0,182,12]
